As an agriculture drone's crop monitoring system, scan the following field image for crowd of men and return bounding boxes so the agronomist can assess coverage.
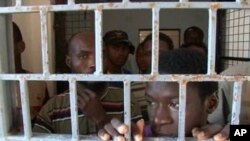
[13,22,250,141]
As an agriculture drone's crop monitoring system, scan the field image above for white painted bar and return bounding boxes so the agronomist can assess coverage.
[151,7,160,75]
[0,3,250,14]
[207,8,217,75]
[124,81,131,140]
[15,0,22,6]
[0,81,7,140]
[178,81,187,141]
[231,81,243,125]
[94,9,103,75]
[40,9,50,75]
[1,74,250,82]
[68,0,75,5]
[69,79,79,141]
[19,79,32,139]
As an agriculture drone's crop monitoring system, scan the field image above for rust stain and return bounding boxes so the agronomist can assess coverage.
[210,2,220,10]
[176,3,190,8]
[149,73,158,81]
[108,3,114,8]
[148,3,155,8]
[29,6,39,11]
[97,4,104,11]
[241,0,249,6]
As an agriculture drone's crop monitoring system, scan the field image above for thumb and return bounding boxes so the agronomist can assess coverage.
[132,119,144,141]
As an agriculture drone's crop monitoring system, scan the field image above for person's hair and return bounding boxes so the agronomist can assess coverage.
[159,48,217,101]
[184,26,204,41]
[12,22,23,43]
[141,32,174,50]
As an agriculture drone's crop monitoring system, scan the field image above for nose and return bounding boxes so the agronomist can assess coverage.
[88,55,95,73]
[154,103,173,125]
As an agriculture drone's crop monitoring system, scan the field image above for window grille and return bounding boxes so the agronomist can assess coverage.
[220,9,250,69]
[0,0,250,141]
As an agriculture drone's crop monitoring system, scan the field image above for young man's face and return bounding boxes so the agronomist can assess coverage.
[143,40,171,73]
[67,33,95,74]
[106,44,130,67]
[136,46,148,73]
[145,82,208,137]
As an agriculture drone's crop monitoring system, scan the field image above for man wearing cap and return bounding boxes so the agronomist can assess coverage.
[103,30,135,74]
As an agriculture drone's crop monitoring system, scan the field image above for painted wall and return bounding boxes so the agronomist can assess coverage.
[103,9,208,73]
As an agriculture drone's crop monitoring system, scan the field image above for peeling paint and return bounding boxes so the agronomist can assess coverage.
[210,2,220,10]
[148,3,155,8]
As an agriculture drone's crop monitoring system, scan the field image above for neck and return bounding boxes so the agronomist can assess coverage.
[105,60,122,74]
[15,56,23,73]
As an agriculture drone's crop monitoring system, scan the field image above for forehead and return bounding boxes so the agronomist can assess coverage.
[146,82,200,98]
[146,82,179,97]
[69,33,95,53]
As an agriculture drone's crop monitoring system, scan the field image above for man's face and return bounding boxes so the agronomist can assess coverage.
[106,44,130,67]
[136,47,148,73]
[145,82,207,137]
[67,33,95,74]
[185,32,202,45]
[143,40,170,73]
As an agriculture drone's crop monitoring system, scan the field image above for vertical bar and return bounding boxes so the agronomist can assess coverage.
[0,81,7,140]
[178,81,187,141]
[151,7,160,75]
[231,81,243,125]
[19,79,32,139]
[69,79,79,140]
[0,3,13,138]
[94,10,103,75]
[179,0,188,2]
[124,81,131,140]
[68,0,75,5]
[40,9,50,75]
[15,0,22,6]
[123,0,129,3]
[207,9,217,75]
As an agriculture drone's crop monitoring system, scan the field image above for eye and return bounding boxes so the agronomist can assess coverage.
[168,100,179,111]
[78,53,88,60]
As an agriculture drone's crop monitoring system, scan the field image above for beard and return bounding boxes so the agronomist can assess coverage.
[78,81,107,95]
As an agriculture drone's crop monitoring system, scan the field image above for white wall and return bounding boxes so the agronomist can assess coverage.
[103,9,208,73]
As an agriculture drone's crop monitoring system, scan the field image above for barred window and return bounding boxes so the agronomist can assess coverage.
[0,0,249,141]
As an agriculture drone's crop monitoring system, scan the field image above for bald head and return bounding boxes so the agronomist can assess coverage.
[67,32,95,55]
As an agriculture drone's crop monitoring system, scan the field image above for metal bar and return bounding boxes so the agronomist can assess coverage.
[124,81,131,140]
[207,8,217,75]
[40,8,50,75]
[151,7,160,75]
[178,81,187,141]
[68,0,75,5]
[19,79,32,139]
[7,133,199,141]
[0,81,7,140]
[1,74,250,82]
[15,0,22,6]
[220,56,250,61]
[69,79,79,140]
[94,9,103,75]
[231,81,243,125]
[179,0,188,3]
[0,3,250,14]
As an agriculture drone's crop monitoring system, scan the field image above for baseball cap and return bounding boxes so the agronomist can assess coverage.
[103,30,135,54]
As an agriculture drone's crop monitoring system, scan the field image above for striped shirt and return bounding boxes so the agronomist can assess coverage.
[33,86,142,134]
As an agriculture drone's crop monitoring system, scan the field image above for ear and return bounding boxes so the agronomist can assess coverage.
[204,92,218,114]
[17,41,25,53]
[65,55,72,69]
